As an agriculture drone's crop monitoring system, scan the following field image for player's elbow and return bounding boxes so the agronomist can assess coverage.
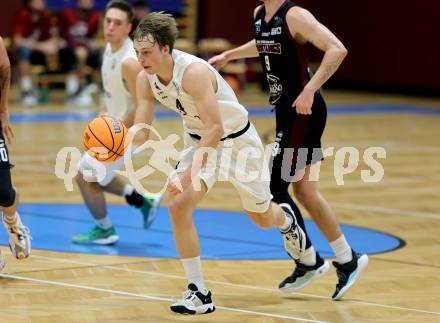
[337,44,348,59]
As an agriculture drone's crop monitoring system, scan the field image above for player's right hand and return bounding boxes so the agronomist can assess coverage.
[208,53,228,70]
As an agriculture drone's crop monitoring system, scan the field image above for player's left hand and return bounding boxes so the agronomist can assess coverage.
[0,111,14,144]
[292,88,314,115]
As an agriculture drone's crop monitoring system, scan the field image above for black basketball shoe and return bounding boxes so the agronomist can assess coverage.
[170,283,215,315]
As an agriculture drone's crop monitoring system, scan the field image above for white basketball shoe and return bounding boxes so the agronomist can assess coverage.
[2,213,31,260]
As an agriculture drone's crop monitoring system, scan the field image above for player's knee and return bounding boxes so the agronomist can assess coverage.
[294,187,316,205]
[75,171,94,187]
[168,197,189,217]
[75,172,84,184]
[0,186,16,208]
[246,210,273,229]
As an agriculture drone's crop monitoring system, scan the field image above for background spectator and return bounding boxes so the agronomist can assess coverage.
[131,0,150,33]
[12,0,57,106]
[58,0,101,106]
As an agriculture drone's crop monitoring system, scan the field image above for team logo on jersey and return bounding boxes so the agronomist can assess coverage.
[255,19,262,33]
[271,27,282,35]
[154,82,166,98]
[266,74,283,104]
[256,42,282,54]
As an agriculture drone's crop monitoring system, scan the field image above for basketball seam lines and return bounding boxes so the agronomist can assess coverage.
[86,123,123,161]
[102,116,115,151]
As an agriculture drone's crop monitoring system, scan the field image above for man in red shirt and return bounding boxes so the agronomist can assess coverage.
[12,0,57,106]
[58,0,101,106]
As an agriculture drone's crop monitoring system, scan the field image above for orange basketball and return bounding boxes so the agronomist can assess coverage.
[83,116,128,163]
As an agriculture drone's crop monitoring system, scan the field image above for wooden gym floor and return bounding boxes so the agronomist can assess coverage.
[1,86,439,322]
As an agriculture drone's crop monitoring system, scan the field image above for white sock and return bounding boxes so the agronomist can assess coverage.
[2,211,19,225]
[96,216,113,230]
[279,211,293,231]
[299,246,316,266]
[123,184,135,197]
[181,256,206,292]
[66,75,80,95]
[21,76,32,92]
[330,235,352,264]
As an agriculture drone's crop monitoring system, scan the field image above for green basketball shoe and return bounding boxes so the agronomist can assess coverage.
[140,193,162,229]
[72,226,119,245]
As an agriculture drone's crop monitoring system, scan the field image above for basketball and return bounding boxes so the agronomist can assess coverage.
[83,116,128,163]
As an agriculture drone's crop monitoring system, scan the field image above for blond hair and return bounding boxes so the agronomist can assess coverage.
[133,12,178,52]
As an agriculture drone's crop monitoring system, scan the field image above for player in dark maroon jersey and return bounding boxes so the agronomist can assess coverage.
[209,0,368,300]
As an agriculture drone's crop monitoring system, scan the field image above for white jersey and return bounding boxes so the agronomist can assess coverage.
[101,37,137,120]
[146,49,248,137]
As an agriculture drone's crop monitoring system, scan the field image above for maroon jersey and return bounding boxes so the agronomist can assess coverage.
[12,8,53,41]
[254,1,311,107]
[58,8,101,48]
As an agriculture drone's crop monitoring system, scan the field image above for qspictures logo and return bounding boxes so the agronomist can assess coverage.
[54,123,386,194]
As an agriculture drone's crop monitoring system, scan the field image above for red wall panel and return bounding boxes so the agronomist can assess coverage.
[198,0,440,92]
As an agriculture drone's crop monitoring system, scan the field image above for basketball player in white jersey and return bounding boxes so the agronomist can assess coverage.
[72,0,161,245]
[132,12,307,315]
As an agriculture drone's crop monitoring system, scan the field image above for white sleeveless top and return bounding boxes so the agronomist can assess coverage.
[101,38,137,120]
[146,49,248,137]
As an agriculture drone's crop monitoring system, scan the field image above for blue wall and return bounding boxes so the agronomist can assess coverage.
[45,0,183,14]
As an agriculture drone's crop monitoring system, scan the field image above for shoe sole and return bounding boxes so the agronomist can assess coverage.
[72,235,119,245]
[332,254,369,300]
[280,261,330,293]
[170,304,215,315]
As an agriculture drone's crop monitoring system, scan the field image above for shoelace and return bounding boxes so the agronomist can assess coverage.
[180,289,199,305]
[182,289,196,300]
[9,225,32,241]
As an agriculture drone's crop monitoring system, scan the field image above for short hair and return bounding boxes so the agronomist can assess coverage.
[105,0,134,23]
[133,12,178,52]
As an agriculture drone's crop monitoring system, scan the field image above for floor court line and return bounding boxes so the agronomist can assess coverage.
[0,272,327,323]
[29,254,440,316]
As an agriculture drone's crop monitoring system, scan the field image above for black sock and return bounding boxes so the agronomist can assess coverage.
[125,191,144,208]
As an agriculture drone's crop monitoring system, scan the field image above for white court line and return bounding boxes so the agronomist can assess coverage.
[30,254,440,316]
[0,273,327,323]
